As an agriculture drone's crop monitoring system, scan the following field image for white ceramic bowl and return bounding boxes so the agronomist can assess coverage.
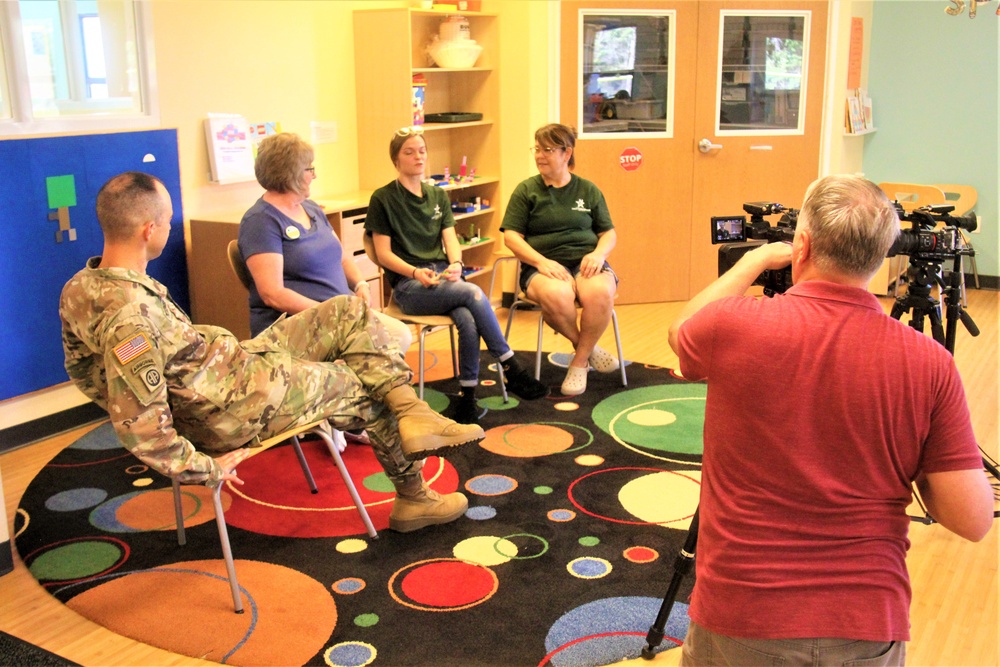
[428,39,483,69]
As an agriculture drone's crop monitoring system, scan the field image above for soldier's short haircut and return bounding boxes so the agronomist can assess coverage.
[255,133,314,195]
[96,172,167,243]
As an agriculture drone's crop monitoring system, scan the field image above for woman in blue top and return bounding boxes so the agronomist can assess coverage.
[365,126,547,424]
[238,133,411,350]
[501,124,619,396]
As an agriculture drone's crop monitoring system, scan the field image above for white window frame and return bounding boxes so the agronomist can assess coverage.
[577,9,677,141]
[715,9,811,137]
[0,0,159,136]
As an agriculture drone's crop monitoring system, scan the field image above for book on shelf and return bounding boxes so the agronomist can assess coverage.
[845,88,873,134]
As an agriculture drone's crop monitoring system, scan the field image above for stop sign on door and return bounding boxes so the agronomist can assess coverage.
[619,147,643,172]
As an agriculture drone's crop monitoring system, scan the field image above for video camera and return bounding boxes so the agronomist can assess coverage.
[888,203,977,261]
[711,202,798,296]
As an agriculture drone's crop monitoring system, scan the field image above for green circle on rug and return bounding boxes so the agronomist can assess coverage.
[29,541,122,580]
[592,384,707,455]
[422,387,450,413]
[363,471,395,493]
[480,394,519,410]
[354,613,379,627]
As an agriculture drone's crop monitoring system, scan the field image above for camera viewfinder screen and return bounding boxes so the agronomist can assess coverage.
[711,216,746,244]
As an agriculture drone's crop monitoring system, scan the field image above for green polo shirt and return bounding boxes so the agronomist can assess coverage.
[365,180,456,285]
[501,173,614,264]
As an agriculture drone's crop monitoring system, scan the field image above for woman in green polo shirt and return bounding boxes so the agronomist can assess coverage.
[365,127,548,424]
[500,123,619,396]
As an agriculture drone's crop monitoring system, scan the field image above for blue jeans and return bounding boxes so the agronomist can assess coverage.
[392,262,511,384]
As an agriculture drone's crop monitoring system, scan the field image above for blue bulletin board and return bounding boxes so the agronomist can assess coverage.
[0,129,186,401]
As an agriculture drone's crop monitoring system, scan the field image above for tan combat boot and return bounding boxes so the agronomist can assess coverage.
[383,385,484,460]
[389,474,469,533]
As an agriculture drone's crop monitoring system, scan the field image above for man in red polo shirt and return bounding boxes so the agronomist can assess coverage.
[669,175,993,666]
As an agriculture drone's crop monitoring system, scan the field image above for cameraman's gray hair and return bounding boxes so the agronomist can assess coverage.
[799,175,900,278]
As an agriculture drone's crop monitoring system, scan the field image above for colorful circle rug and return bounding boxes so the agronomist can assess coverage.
[15,352,703,666]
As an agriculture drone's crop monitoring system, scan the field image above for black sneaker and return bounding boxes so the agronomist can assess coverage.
[501,356,549,400]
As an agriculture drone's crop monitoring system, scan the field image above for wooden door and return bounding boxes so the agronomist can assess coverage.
[560,0,828,302]
[560,1,699,304]
[688,1,828,293]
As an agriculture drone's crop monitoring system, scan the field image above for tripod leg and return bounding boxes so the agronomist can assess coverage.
[642,508,699,660]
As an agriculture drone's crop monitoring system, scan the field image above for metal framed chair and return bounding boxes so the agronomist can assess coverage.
[362,234,508,402]
[490,256,627,387]
[171,420,377,614]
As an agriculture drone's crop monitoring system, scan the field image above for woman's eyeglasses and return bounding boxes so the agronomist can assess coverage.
[532,146,564,155]
[396,126,425,137]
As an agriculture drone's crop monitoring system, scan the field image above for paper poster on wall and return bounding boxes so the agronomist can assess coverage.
[204,113,256,184]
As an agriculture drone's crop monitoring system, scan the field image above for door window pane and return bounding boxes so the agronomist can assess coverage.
[18,0,142,118]
[581,11,674,137]
[718,12,808,133]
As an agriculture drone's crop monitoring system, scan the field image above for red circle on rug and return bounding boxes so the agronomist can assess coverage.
[401,561,494,607]
[390,558,499,611]
[224,441,458,537]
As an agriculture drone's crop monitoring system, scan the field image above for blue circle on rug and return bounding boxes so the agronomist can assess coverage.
[544,596,688,667]
[68,422,124,450]
[465,474,517,496]
[45,488,108,512]
[324,641,376,667]
[465,506,497,520]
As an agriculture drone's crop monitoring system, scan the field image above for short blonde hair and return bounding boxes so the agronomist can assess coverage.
[255,133,314,195]
[798,175,900,278]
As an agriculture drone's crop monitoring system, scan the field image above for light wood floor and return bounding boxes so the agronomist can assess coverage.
[1,291,997,667]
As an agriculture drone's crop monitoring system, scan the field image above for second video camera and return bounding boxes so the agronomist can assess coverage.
[711,202,798,296]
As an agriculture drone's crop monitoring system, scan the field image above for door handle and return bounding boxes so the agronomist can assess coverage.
[698,138,723,153]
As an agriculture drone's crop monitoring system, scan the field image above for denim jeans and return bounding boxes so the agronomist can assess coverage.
[392,262,511,383]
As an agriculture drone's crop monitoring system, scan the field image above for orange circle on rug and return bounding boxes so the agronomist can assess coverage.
[114,486,223,531]
[405,349,454,382]
[480,424,575,457]
[66,559,335,665]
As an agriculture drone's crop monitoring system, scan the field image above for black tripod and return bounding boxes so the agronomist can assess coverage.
[640,508,699,659]
[888,253,979,353]
[887,252,999,520]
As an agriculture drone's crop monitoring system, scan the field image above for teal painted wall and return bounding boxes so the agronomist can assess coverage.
[863,1,998,279]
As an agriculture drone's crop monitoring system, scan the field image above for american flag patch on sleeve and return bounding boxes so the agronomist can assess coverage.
[113,332,152,365]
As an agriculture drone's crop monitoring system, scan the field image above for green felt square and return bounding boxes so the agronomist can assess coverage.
[46,175,77,209]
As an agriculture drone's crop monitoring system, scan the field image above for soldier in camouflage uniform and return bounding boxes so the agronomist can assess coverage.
[60,171,483,532]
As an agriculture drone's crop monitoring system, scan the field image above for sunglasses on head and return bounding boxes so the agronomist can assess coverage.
[396,126,425,137]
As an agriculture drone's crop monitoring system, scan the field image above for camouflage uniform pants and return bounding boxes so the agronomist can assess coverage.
[253,296,418,481]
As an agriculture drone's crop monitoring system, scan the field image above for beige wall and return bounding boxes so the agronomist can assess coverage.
[153,0,556,223]
[824,0,873,177]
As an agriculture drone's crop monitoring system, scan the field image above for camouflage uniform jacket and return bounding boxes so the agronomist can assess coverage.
[60,258,290,484]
